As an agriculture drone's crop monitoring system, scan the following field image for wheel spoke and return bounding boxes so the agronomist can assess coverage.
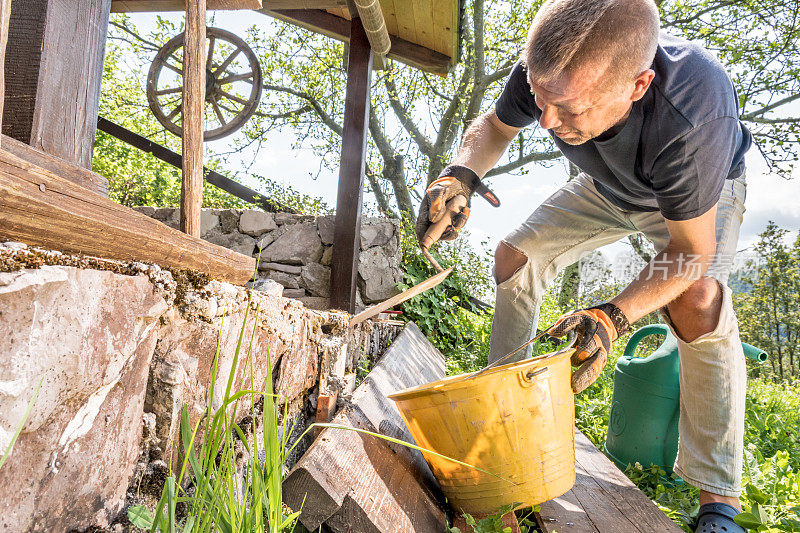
[211,98,227,126]
[218,90,248,107]
[214,48,242,77]
[156,87,182,96]
[217,72,254,85]
[166,103,182,122]
[162,59,183,75]
[206,35,216,71]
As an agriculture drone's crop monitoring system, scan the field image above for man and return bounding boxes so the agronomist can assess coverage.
[415,0,751,531]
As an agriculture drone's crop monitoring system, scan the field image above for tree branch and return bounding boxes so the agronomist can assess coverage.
[485,150,562,177]
[741,92,800,120]
[383,68,434,156]
[262,84,342,136]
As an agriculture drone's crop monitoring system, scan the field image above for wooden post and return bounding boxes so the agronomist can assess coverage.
[2,0,111,169]
[181,0,205,237]
[0,0,10,148]
[330,18,372,313]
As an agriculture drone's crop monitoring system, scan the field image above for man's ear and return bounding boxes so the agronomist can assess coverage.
[631,69,655,101]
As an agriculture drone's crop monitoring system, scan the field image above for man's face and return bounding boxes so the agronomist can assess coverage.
[527,65,637,145]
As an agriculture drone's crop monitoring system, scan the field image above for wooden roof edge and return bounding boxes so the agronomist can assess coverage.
[263,8,452,76]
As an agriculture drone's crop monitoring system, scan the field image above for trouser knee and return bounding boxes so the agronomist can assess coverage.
[494,241,529,284]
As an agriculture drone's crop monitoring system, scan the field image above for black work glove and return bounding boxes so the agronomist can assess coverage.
[548,302,631,393]
[415,165,500,244]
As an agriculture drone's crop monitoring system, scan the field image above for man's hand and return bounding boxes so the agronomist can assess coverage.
[548,303,631,393]
[415,165,500,245]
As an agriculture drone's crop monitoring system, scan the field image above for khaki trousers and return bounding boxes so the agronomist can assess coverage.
[489,172,747,496]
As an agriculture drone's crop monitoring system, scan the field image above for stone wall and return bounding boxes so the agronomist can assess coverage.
[0,242,400,532]
[132,207,404,311]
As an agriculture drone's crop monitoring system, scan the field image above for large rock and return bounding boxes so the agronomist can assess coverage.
[204,229,257,257]
[301,263,331,298]
[239,210,277,237]
[0,266,167,532]
[317,215,335,245]
[267,270,301,289]
[262,223,323,265]
[358,247,402,303]
[360,219,396,249]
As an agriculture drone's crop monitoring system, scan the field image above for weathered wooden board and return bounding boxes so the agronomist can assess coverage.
[1,135,108,196]
[0,148,256,285]
[535,429,683,533]
[0,0,10,149]
[181,0,205,237]
[283,322,447,532]
[111,0,262,11]
[3,0,110,169]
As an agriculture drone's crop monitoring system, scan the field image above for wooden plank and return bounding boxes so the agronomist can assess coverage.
[329,17,372,313]
[181,0,205,237]
[536,429,682,532]
[2,0,111,169]
[283,322,447,532]
[110,0,262,11]
[263,9,452,75]
[410,0,433,52]
[0,0,9,149]
[2,135,108,196]
[0,147,256,285]
[349,266,453,326]
[432,0,456,57]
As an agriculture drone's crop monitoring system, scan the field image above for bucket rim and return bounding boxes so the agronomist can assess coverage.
[387,346,575,401]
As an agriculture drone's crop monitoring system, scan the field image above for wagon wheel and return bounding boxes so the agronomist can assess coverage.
[147,27,262,141]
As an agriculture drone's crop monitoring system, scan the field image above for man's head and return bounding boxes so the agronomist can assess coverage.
[523,0,660,144]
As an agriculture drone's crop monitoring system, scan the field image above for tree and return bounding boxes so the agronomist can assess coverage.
[736,222,800,381]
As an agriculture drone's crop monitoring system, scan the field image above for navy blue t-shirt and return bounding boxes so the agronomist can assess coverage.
[495,32,751,220]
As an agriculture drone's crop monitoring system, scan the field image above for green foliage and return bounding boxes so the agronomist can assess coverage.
[397,224,494,371]
[449,503,520,533]
[735,222,800,381]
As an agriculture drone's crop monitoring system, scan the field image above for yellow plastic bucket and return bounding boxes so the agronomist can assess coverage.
[388,348,576,514]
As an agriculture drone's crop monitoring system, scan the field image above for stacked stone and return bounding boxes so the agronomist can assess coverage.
[133,207,403,311]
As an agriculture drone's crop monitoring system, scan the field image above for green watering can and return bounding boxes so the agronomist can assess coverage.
[603,324,767,474]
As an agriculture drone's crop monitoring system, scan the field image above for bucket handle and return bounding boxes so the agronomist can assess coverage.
[623,324,670,360]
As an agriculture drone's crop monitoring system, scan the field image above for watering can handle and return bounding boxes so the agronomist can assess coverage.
[623,324,671,359]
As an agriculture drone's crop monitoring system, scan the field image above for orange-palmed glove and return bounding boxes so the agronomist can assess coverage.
[415,165,500,245]
[548,303,631,393]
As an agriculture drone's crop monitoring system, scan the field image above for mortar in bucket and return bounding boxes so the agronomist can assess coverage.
[388,346,576,515]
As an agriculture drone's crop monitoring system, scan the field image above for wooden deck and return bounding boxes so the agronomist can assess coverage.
[534,428,683,532]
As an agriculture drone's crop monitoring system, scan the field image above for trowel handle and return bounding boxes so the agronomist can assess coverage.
[420,194,468,250]
[622,324,670,359]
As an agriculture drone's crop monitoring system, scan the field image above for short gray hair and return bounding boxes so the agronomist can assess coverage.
[523,0,660,87]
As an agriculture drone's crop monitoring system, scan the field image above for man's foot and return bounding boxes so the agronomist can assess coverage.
[694,503,745,533]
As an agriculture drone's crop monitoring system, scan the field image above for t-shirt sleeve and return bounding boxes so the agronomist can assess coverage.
[650,116,741,221]
[494,62,540,128]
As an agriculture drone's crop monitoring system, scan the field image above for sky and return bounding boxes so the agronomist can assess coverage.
[121,10,800,269]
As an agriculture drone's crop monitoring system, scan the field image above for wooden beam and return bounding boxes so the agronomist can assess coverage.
[110,0,263,11]
[0,0,9,149]
[330,18,371,313]
[283,322,446,532]
[2,0,111,169]
[2,134,108,196]
[263,9,452,76]
[181,0,205,237]
[0,148,256,285]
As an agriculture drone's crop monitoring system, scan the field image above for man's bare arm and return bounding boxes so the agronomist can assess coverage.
[452,110,522,177]
[612,207,718,322]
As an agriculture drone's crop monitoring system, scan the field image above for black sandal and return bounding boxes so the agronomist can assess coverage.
[694,503,745,533]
